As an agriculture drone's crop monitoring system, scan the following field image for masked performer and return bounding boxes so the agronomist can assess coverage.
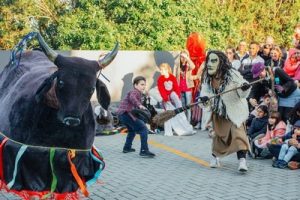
[200,50,251,172]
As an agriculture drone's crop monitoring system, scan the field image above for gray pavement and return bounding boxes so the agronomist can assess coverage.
[1,130,299,200]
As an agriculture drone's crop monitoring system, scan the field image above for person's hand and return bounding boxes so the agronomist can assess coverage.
[274,85,284,93]
[293,140,299,148]
[294,80,300,88]
[139,105,147,110]
[199,96,209,103]
[292,134,297,139]
[289,138,298,146]
[249,98,258,107]
[241,83,250,91]
[268,89,275,97]
[180,53,188,60]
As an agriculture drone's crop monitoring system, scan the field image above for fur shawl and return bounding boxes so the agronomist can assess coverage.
[201,69,250,127]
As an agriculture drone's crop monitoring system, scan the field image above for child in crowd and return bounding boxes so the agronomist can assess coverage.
[253,111,286,158]
[117,76,155,158]
[247,94,271,127]
[173,50,195,122]
[157,63,194,136]
[247,105,269,140]
[273,120,300,168]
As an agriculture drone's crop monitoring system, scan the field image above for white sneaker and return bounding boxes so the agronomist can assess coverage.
[238,158,248,172]
[210,156,220,168]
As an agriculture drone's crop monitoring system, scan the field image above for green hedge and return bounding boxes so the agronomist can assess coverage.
[1,0,299,50]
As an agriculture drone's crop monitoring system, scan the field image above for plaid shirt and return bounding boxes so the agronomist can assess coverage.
[116,88,142,115]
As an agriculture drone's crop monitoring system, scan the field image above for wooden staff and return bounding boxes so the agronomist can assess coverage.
[152,77,269,126]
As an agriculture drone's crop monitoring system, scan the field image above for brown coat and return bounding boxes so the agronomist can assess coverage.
[212,114,250,157]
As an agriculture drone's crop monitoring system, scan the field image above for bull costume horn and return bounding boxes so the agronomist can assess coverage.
[36,32,58,62]
[98,42,119,69]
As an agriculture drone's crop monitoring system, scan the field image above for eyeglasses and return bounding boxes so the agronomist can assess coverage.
[226,52,233,55]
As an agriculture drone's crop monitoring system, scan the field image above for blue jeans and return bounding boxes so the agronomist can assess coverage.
[118,112,149,152]
[181,91,192,122]
[278,143,299,162]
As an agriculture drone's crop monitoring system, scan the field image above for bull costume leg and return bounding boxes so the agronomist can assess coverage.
[0,32,119,199]
[200,51,250,172]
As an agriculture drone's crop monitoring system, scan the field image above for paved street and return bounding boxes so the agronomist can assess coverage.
[1,129,299,200]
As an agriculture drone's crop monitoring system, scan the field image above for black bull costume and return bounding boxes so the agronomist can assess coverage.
[0,32,119,199]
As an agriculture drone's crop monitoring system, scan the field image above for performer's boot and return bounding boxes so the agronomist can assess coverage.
[238,158,248,172]
[210,156,220,168]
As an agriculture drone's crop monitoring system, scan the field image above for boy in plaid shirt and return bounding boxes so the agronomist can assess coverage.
[117,76,155,158]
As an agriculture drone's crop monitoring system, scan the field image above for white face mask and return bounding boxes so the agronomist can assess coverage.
[207,53,219,75]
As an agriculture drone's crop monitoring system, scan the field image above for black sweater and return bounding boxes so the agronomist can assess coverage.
[247,116,268,139]
[274,67,297,98]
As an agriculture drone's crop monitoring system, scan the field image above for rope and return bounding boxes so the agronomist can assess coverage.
[0,131,91,152]
[0,138,8,180]
[42,148,57,199]
[9,32,38,68]
[7,145,28,189]
[97,70,110,82]
[86,147,105,187]
[68,150,89,197]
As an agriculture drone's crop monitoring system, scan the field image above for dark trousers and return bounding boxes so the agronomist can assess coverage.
[213,150,247,159]
[268,144,300,162]
[119,112,149,152]
[237,150,247,159]
[278,106,293,123]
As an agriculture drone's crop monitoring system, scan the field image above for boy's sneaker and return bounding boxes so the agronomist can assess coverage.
[148,130,156,134]
[272,160,280,168]
[140,150,155,158]
[238,158,248,172]
[123,148,136,153]
[278,160,288,169]
[288,161,300,170]
[210,156,220,168]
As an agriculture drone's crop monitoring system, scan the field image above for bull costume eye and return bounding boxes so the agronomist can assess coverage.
[58,80,64,88]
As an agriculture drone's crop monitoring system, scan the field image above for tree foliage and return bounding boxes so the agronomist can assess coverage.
[0,0,300,50]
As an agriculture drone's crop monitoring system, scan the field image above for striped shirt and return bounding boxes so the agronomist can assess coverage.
[116,89,142,115]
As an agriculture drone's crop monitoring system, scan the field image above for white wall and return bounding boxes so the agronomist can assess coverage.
[0,50,180,102]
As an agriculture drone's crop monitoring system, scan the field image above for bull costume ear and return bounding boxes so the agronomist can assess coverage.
[96,79,111,110]
[35,71,58,103]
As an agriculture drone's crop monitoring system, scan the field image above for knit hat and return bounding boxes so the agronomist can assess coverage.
[251,62,265,78]
[294,120,300,128]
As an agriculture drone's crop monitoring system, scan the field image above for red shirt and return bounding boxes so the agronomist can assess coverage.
[179,73,191,92]
[157,74,180,102]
